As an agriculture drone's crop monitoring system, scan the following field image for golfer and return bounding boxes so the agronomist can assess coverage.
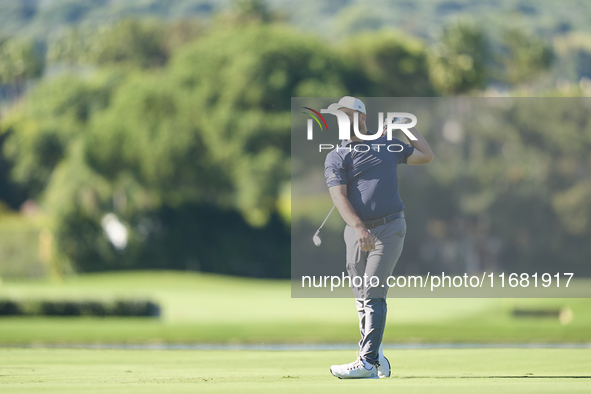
[325,97,434,379]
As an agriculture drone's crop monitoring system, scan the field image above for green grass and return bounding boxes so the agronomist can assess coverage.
[1,348,591,393]
[0,270,590,344]
[1,271,590,392]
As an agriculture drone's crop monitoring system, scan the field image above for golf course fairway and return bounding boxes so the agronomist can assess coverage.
[1,348,590,393]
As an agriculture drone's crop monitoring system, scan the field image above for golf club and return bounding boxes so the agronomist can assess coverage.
[313,205,336,246]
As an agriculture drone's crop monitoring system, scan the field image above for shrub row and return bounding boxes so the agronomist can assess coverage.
[0,299,160,317]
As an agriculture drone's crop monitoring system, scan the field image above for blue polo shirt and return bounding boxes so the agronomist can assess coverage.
[324,136,414,221]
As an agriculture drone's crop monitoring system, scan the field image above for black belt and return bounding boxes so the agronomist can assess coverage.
[363,211,404,229]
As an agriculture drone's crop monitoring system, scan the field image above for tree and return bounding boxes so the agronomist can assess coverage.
[332,5,383,37]
[163,18,205,54]
[499,28,553,86]
[90,20,169,68]
[59,24,355,273]
[0,72,119,197]
[222,0,278,25]
[167,24,356,225]
[428,19,489,95]
[84,72,222,210]
[4,23,354,275]
[48,20,169,68]
[0,38,44,85]
[341,30,434,97]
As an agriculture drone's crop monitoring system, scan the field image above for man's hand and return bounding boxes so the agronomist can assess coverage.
[328,185,375,252]
[354,223,376,252]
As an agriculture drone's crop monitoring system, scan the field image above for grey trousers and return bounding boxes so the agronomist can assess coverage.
[344,217,406,365]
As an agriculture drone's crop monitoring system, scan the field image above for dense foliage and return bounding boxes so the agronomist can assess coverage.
[0,1,589,278]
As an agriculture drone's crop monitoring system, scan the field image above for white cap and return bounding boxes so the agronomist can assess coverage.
[327,96,366,114]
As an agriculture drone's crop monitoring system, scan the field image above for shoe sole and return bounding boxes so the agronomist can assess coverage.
[378,356,391,378]
[330,366,379,379]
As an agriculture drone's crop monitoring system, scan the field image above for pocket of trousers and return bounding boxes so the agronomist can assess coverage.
[396,218,407,238]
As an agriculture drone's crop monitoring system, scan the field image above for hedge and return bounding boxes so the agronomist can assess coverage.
[0,299,160,317]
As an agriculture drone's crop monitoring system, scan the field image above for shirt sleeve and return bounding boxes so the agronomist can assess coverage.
[324,151,348,188]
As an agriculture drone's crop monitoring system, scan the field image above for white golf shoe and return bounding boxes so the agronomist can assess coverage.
[377,346,391,378]
[330,357,378,379]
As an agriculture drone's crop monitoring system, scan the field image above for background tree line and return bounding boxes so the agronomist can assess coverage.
[0,0,589,278]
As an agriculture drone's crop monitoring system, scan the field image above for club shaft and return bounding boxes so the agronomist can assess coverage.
[317,205,336,232]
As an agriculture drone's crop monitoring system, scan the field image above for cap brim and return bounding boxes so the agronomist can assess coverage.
[327,103,345,111]
[328,103,360,112]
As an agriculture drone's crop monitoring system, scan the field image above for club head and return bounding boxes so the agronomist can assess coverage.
[313,232,322,247]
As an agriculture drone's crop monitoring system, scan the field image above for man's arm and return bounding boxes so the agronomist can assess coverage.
[328,185,375,252]
[406,127,434,165]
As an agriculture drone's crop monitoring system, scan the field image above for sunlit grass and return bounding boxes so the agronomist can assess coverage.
[0,270,590,344]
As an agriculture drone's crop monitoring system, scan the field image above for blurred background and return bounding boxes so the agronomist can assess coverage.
[0,0,590,344]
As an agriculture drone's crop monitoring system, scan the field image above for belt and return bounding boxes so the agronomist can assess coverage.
[363,211,404,229]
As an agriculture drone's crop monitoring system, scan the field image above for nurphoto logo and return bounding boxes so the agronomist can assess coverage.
[304,106,418,142]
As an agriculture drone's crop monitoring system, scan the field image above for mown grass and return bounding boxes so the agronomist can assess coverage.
[1,348,590,394]
[0,270,590,344]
